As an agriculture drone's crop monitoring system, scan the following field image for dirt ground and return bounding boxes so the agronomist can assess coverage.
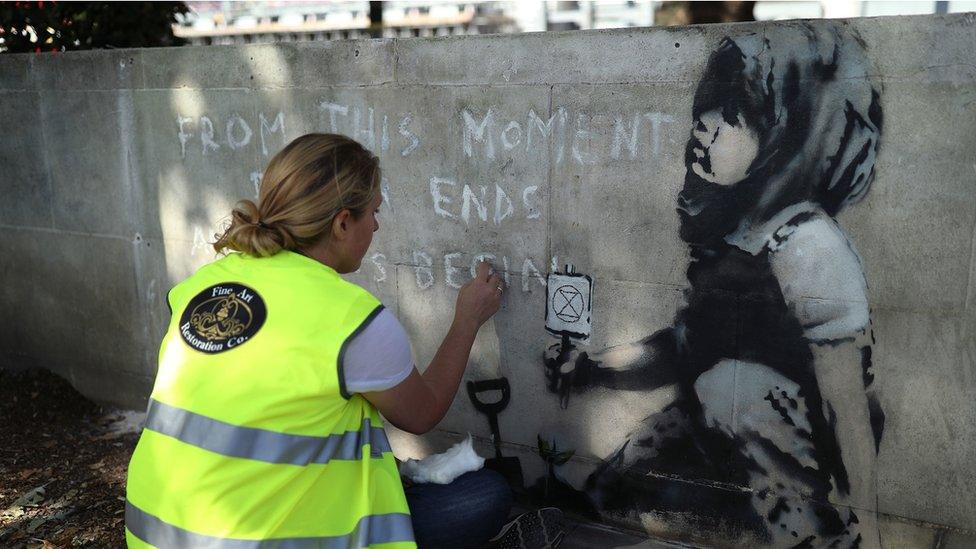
[0,368,139,548]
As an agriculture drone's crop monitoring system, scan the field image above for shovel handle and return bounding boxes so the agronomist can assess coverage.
[466,378,511,459]
[466,378,511,413]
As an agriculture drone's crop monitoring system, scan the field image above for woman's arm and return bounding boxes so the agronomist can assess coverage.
[363,261,503,435]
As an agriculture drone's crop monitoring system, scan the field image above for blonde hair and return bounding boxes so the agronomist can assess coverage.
[213,133,381,257]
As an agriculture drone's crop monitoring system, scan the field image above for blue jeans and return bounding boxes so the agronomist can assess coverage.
[405,468,513,549]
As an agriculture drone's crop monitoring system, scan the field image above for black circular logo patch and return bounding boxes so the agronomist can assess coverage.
[178,283,266,354]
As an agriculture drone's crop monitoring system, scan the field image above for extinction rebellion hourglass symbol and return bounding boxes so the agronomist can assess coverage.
[552,285,584,323]
[544,265,593,340]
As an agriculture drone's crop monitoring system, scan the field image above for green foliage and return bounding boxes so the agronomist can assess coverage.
[0,1,188,53]
[537,434,575,466]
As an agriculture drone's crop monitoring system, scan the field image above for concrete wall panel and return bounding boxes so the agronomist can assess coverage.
[0,91,53,228]
[0,229,146,389]
[549,82,692,287]
[394,25,720,86]
[0,54,31,90]
[140,43,291,90]
[852,13,976,82]
[40,90,138,236]
[873,308,976,530]
[293,40,396,88]
[877,516,939,548]
[944,529,976,548]
[30,49,142,91]
[131,88,262,244]
[843,80,976,314]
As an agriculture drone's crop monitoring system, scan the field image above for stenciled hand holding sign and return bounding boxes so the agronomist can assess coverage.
[542,266,593,408]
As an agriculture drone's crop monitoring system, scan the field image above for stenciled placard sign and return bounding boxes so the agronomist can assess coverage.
[545,268,593,339]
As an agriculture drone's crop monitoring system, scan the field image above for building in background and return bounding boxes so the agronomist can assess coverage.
[173,1,976,46]
[756,0,975,19]
[174,1,511,44]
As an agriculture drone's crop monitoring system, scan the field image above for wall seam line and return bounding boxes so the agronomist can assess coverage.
[117,86,154,375]
[368,257,969,315]
[392,38,400,84]
[546,83,554,273]
[0,224,135,242]
[34,88,56,231]
[393,263,401,318]
[137,48,148,90]
[30,61,75,386]
[964,185,976,310]
[39,69,976,93]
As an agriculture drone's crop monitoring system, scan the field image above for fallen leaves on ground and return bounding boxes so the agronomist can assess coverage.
[1,368,139,548]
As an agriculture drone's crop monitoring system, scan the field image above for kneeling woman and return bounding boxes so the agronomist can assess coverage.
[125,134,511,548]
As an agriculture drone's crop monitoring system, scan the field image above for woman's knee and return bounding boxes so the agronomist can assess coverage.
[408,468,513,548]
[457,468,513,520]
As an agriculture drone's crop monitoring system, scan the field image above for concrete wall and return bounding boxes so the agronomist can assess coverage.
[2,12,975,547]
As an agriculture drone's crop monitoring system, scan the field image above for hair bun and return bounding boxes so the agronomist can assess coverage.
[212,133,381,258]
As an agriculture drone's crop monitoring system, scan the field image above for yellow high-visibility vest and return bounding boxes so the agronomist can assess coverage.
[125,250,415,548]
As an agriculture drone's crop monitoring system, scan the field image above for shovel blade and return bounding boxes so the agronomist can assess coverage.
[486,456,524,490]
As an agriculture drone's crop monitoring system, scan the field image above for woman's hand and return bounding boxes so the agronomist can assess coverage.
[453,261,504,331]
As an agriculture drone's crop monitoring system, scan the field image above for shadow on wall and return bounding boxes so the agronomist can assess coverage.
[150,44,302,332]
[128,42,301,548]
[538,22,885,547]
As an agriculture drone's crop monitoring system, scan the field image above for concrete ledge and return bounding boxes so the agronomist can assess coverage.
[29,49,142,91]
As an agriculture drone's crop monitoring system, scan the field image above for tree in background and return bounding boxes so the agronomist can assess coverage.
[655,1,755,26]
[0,1,188,53]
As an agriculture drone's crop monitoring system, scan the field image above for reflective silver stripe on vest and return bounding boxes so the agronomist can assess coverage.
[126,501,414,548]
[145,399,392,465]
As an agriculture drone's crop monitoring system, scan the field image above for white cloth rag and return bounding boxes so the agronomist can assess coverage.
[399,435,485,485]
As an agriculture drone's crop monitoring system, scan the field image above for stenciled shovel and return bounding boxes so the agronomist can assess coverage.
[466,377,524,490]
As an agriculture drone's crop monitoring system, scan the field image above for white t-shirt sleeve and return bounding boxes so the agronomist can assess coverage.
[342,308,416,394]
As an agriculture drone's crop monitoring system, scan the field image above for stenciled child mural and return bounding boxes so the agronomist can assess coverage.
[543,23,884,547]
